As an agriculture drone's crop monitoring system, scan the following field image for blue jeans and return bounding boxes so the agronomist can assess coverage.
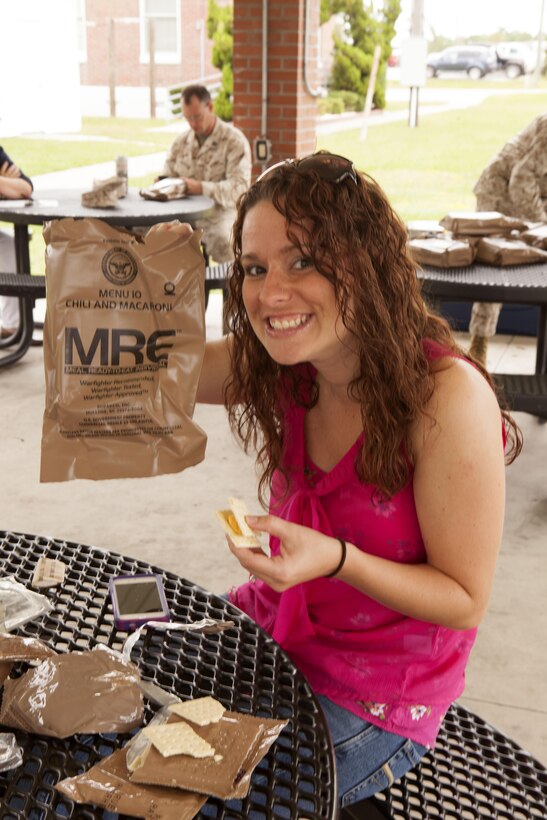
[317,694,429,807]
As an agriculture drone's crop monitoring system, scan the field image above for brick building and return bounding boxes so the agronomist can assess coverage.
[78,0,223,117]
[79,0,323,167]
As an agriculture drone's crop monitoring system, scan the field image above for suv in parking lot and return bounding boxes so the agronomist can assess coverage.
[426,45,498,79]
[495,42,536,78]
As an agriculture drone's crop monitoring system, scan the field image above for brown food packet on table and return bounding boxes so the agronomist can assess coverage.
[519,223,547,249]
[139,178,188,201]
[0,662,12,686]
[82,177,126,208]
[440,211,528,236]
[0,632,57,662]
[0,645,143,738]
[474,236,547,266]
[408,236,476,268]
[406,220,445,240]
[128,711,288,800]
[40,218,207,482]
[0,633,58,686]
[56,747,207,820]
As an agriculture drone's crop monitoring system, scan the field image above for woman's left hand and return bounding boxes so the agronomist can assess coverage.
[146,220,194,238]
[227,514,345,591]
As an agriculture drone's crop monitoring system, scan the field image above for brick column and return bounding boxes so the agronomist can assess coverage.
[232,0,319,174]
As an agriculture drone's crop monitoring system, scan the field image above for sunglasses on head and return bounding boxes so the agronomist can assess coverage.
[256,152,358,185]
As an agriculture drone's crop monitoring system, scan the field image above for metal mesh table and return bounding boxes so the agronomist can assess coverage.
[0,531,337,820]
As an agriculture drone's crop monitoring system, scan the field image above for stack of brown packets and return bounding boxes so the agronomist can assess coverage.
[408,211,547,268]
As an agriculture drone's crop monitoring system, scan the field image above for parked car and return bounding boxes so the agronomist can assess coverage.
[426,45,498,79]
[495,42,536,78]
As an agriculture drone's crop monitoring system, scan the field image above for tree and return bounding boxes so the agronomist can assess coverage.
[324,0,401,109]
[207,0,233,121]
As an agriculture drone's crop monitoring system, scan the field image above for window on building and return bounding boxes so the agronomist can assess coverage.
[140,0,180,64]
[75,0,87,62]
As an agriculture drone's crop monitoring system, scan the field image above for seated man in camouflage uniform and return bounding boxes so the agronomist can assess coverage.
[160,84,252,263]
[469,113,547,365]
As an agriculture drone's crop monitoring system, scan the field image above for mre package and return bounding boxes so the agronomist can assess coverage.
[41,218,207,482]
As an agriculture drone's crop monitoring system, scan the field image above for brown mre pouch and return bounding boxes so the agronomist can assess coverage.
[406,220,445,240]
[128,712,287,800]
[56,747,207,820]
[0,645,143,738]
[440,211,528,235]
[41,218,207,482]
[0,633,57,662]
[408,236,476,268]
[0,663,12,687]
[519,223,547,249]
[475,236,547,266]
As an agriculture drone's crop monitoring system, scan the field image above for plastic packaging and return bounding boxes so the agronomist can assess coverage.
[0,733,23,773]
[0,644,143,738]
[0,577,54,632]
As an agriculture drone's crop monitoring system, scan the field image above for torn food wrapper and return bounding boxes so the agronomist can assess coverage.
[55,747,207,820]
[0,577,54,632]
[127,709,288,800]
[216,497,261,548]
[0,733,23,774]
[0,632,58,686]
[139,177,188,201]
[0,632,57,664]
[122,618,235,665]
[0,644,143,739]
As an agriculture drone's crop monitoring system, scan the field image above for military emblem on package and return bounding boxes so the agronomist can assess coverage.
[101,247,138,286]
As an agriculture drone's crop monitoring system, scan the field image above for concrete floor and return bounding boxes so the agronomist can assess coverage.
[1,293,546,766]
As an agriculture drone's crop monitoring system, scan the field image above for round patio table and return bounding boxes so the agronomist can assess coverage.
[0,530,338,820]
[0,187,214,273]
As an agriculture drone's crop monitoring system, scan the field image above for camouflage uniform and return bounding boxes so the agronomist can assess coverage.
[162,118,252,263]
[470,113,547,339]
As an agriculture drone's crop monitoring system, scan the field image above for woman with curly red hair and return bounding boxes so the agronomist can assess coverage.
[166,152,521,807]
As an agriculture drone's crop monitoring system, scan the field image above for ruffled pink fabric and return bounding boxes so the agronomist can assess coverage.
[230,342,503,747]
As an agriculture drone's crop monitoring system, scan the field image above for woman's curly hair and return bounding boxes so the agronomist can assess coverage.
[224,153,522,505]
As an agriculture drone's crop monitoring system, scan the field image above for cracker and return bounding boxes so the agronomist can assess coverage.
[142,722,216,759]
[32,557,66,588]
[215,498,260,549]
[169,696,225,726]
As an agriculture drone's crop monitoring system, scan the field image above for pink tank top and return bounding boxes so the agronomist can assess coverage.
[230,342,503,747]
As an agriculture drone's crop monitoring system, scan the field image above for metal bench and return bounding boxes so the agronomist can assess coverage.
[0,268,229,310]
[0,264,232,369]
[341,702,547,819]
[0,273,46,369]
[418,263,547,418]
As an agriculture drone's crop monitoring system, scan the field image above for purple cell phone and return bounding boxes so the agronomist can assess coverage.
[109,573,170,631]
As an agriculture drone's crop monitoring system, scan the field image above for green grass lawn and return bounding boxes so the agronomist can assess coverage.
[3,91,546,274]
[1,117,176,177]
[2,117,178,274]
[318,92,547,221]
